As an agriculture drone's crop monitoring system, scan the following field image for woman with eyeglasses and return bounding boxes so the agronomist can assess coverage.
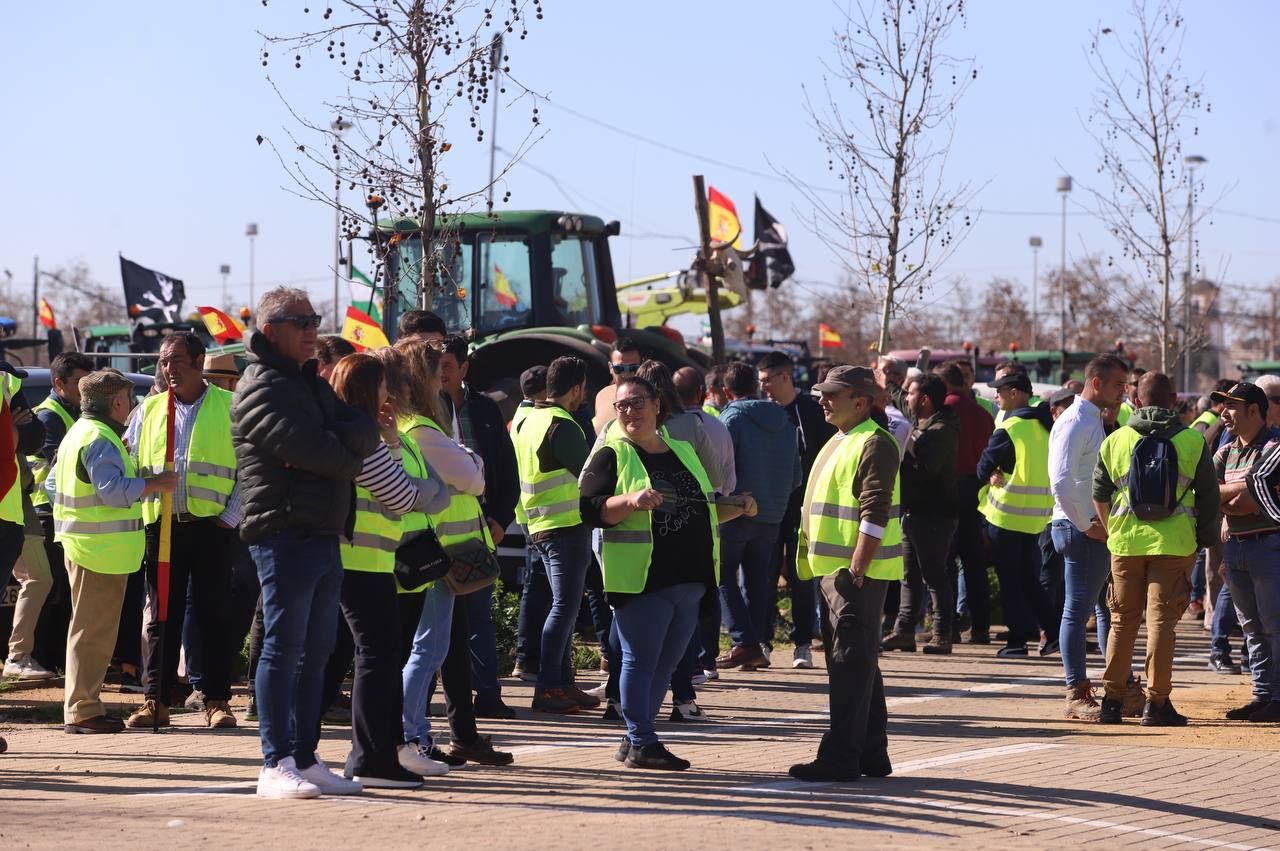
[579,376,755,770]
[322,353,450,790]
[394,338,513,770]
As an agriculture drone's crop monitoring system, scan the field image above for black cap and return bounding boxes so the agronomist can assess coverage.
[1047,387,1077,407]
[813,365,879,396]
[989,372,1033,394]
[520,365,548,400]
[1211,382,1269,415]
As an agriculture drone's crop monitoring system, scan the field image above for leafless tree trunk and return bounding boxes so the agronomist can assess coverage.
[258,0,545,321]
[792,0,978,354]
[1084,0,1209,377]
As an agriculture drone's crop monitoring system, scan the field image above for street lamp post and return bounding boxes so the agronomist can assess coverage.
[1029,236,1042,350]
[219,264,231,309]
[1056,176,1072,376]
[1183,154,1206,392]
[331,118,352,332]
[245,223,259,321]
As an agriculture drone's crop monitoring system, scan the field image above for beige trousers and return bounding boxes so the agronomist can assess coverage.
[1102,553,1194,703]
[64,559,129,724]
[8,534,53,660]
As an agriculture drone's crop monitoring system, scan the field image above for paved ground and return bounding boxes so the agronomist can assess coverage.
[2,619,1279,850]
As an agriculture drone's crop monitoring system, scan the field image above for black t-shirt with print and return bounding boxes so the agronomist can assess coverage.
[580,443,715,604]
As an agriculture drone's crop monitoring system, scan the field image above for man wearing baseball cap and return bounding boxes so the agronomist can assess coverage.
[791,365,903,782]
[1213,382,1280,723]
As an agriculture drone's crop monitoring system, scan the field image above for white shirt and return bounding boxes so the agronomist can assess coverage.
[1048,394,1104,532]
[884,405,911,460]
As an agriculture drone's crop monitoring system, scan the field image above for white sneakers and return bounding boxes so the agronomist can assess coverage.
[3,655,57,681]
[583,682,608,699]
[669,700,709,722]
[398,741,450,777]
[299,756,364,795]
[256,756,322,799]
[792,645,814,669]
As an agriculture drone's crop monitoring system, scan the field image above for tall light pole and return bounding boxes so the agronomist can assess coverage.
[486,34,503,211]
[219,264,231,309]
[245,222,259,321]
[1183,154,1206,391]
[1029,236,1042,350]
[331,118,352,331]
[1056,176,1072,376]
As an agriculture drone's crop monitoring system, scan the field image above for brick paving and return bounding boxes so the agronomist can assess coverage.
[2,619,1279,849]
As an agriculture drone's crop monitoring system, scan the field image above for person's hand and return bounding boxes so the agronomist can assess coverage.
[215,518,234,530]
[11,408,32,426]
[741,493,758,518]
[1085,519,1108,541]
[629,488,663,511]
[487,517,506,547]
[378,401,398,445]
[143,471,179,495]
[1220,516,1230,545]
[989,470,1006,488]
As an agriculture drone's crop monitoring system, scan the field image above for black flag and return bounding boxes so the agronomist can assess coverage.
[745,196,795,290]
[120,256,185,325]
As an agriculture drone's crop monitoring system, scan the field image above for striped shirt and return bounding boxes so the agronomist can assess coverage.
[1214,426,1280,536]
[355,442,424,517]
[1247,439,1280,526]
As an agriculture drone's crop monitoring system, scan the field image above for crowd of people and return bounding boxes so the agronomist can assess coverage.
[3,285,1279,790]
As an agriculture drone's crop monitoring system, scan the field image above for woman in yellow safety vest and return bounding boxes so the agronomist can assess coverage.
[325,353,449,791]
[579,376,756,771]
[394,338,512,770]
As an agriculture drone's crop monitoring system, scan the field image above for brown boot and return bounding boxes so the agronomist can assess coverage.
[126,699,170,729]
[204,700,237,729]
[1064,681,1102,722]
[1122,676,1146,718]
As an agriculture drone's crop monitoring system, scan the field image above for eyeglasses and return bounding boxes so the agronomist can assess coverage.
[613,396,653,413]
[1268,396,1280,405]
[267,313,323,330]
[611,363,640,375]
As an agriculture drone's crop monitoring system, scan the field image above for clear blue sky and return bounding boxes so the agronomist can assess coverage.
[2,1,1277,334]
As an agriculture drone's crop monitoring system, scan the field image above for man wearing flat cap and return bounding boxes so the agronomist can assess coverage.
[53,370,177,733]
[791,365,903,783]
[977,371,1060,658]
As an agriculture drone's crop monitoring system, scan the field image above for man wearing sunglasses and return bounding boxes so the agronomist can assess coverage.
[232,287,381,799]
[593,337,642,434]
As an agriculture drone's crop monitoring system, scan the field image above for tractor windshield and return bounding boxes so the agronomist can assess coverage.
[476,233,533,334]
[397,237,472,331]
[549,234,601,327]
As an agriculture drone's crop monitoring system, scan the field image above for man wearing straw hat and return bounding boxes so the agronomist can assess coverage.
[54,370,176,734]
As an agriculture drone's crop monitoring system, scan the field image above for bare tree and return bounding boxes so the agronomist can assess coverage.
[793,0,978,355]
[974,278,1033,353]
[258,0,545,322]
[1084,0,1209,376]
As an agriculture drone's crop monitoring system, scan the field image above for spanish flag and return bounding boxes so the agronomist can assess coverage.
[197,306,245,343]
[818,322,843,349]
[707,186,745,250]
[341,305,390,351]
[38,298,57,330]
[493,263,518,308]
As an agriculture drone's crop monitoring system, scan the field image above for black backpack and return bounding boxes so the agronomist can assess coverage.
[1127,432,1186,521]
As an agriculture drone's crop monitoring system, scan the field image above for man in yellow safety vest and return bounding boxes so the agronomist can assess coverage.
[790,365,903,783]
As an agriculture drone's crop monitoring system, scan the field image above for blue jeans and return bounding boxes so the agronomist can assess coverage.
[533,527,592,690]
[401,579,455,744]
[1211,580,1241,660]
[718,517,781,648]
[516,544,551,671]
[614,582,703,746]
[1051,520,1112,687]
[1191,549,1207,603]
[1224,535,1280,702]
[462,584,500,699]
[251,532,343,769]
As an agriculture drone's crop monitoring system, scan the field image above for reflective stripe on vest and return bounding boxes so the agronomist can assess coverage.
[53,418,144,574]
[137,388,237,525]
[341,481,403,573]
[28,396,74,509]
[980,414,1054,535]
[1098,424,1205,558]
[514,406,583,534]
[599,435,719,594]
[803,418,904,581]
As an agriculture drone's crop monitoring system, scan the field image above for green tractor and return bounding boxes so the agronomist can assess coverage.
[375,210,700,414]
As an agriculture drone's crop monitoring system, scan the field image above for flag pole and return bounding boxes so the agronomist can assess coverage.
[153,390,176,733]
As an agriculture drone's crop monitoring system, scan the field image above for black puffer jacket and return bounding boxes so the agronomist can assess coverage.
[232,331,380,544]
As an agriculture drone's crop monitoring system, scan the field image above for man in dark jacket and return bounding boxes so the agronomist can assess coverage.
[884,373,960,654]
[232,287,379,799]
[439,335,520,718]
[759,350,835,668]
[716,363,802,671]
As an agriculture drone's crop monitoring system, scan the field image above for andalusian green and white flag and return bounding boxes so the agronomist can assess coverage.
[348,266,382,324]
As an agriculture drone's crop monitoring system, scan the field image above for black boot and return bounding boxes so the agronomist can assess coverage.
[1140,698,1188,727]
[1099,697,1123,724]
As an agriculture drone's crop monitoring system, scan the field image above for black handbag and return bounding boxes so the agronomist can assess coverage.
[394,528,451,591]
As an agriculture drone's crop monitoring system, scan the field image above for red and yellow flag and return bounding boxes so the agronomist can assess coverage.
[707,186,744,250]
[493,264,518,308]
[38,298,57,330]
[341,305,390,351]
[197,306,245,343]
[818,322,843,349]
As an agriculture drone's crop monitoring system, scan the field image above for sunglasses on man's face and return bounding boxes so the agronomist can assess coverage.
[611,363,639,375]
[268,314,323,330]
